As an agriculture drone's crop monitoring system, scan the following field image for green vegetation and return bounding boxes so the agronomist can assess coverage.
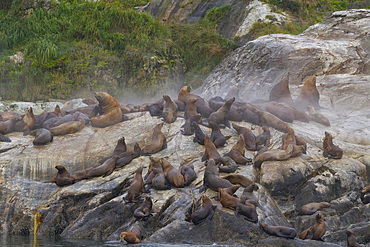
[0,0,235,101]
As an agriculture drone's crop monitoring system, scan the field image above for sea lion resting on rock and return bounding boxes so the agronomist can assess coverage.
[221,174,253,187]
[120,223,141,244]
[144,157,162,185]
[72,166,95,182]
[299,202,330,215]
[49,117,85,136]
[232,123,256,151]
[264,101,294,123]
[323,131,343,159]
[99,137,127,164]
[151,168,170,190]
[299,213,326,240]
[209,121,226,148]
[208,97,235,128]
[237,103,260,125]
[218,157,237,173]
[260,223,297,239]
[255,126,270,148]
[14,107,35,135]
[346,230,362,247]
[161,158,184,188]
[0,111,21,121]
[200,158,233,192]
[308,105,330,126]
[235,202,258,223]
[162,95,178,123]
[134,196,153,220]
[240,184,259,205]
[201,135,221,163]
[191,194,217,225]
[184,98,199,120]
[218,187,241,209]
[228,134,251,165]
[180,163,196,186]
[141,123,167,155]
[181,114,201,136]
[90,92,122,128]
[254,144,294,169]
[127,166,145,203]
[0,117,16,134]
[115,143,141,168]
[208,97,243,122]
[51,165,75,186]
[178,86,214,118]
[269,76,294,105]
[0,133,11,142]
[86,156,120,178]
[192,122,205,145]
[174,100,186,112]
[31,128,53,145]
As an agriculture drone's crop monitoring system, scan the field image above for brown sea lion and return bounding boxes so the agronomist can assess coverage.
[202,135,221,163]
[53,105,62,117]
[191,194,217,225]
[141,123,167,155]
[232,123,256,151]
[49,117,85,136]
[281,126,296,150]
[264,101,294,123]
[127,166,145,202]
[228,134,251,165]
[31,128,53,145]
[15,107,36,135]
[72,111,90,125]
[162,95,178,123]
[361,185,370,204]
[255,126,270,148]
[222,184,240,196]
[90,92,122,128]
[0,133,11,142]
[277,102,310,122]
[254,144,294,169]
[53,114,75,127]
[299,213,326,240]
[151,168,170,190]
[240,184,259,204]
[235,202,258,223]
[144,156,162,185]
[269,76,294,105]
[260,223,297,239]
[86,156,120,178]
[299,202,331,215]
[221,174,253,187]
[120,223,141,244]
[180,163,196,186]
[115,143,141,168]
[218,187,241,209]
[346,230,362,247]
[237,103,260,125]
[181,114,201,136]
[208,98,243,122]
[51,165,75,186]
[323,131,343,159]
[178,86,214,118]
[208,97,235,128]
[201,158,233,192]
[161,158,184,188]
[99,137,127,164]
[192,122,205,145]
[209,121,226,148]
[133,196,153,220]
[308,106,330,126]
[0,117,16,134]
[174,99,186,111]
[290,144,306,158]
[249,107,289,133]
[296,75,320,110]
[0,111,21,121]
[218,157,237,173]
[120,105,131,114]
[148,102,162,117]
[72,166,95,182]
[41,116,61,129]
[184,98,199,120]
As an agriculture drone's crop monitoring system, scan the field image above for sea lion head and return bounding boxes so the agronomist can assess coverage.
[188,98,198,104]
[201,193,211,205]
[163,95,172,102]
[186,86,191,92]
[148,156,161,173]
[315,213,324,223]
[154,123,164,132]
[54,105,61,116]
[133,143,141,157]
[286,126,294,135]
[345,230,353,236]
[55,165,67,173]
[192,114,201,123]
[225,97,235,107]
[321,202,330,208]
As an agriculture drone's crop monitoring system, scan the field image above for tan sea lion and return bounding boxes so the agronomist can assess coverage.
[218,188,241,209]
[299,202,331,215]
[232,123,257,151]
[264,101,294,123]
[86,156,120,178]
[141,123,167,155]
[133,196,153,220]
[296,75,320,110]
[180,163,196,186]
[19,107,36,135]
[178,86,214,118]
[144,156,162,185]
[299,213,326,240]
[162,95,178,123]
[260,223,297,239]
[120,223,141,244]
[221,174,253,187]
[49,117,85,136]
[209,121,226,148]
[201,135,221,163]
[254,144,294,169]
[0,133,11,142]
[161,158,184,188]
[269,76,294,105]
[249,107,289,133]
[234,202,258,223]
[184,98,198,120]
[99,137,127,164]
[323,131,343,159]
[191,194,216,225]
[208,97,235,128]
[51,165,75,186]
[31,128,53,145]
[127,166,145,202]
[90,92,122,128]
[308,106,330,126]
[346,230,362,247]
[0,117,16,134]
[255,126,270,148]
[228,134,251,165]
[201,158,233,192]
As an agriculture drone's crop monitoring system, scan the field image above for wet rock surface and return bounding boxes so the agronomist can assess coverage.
[1,9,370,247]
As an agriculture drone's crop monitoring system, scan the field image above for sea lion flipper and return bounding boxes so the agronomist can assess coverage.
[199,185,207,193]
[223,120,231,128]
[103,168,114,177]
[208,208,216,220]
[234,207,240,218]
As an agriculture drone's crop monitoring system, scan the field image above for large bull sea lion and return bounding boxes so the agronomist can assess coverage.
[269,76,294,105]
[141,123,167,155]
[254,144,294,169]
[161,158,184,188]
[201,158,233,192]
[49,117,85,136]
[299,213,326,240]
[228,134,251,165]
[90,92,122,128]
[162,95,178,123]
[296,75,320,110]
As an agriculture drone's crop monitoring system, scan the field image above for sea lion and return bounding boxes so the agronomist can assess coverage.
[208,98,243,122]
[184,98,199,120]
[52,165,75,186]
[141,123,167,155]
[72,166,95,182]
[116,143,141,168]
[34,111,58,128]
[269,76,294,105]
[0,117,16,134]
[218,187,241,209]
[181,114,201,136]
[178,86,214,118]
[133,196,153,220]
[151,168,170,190]
[144,156,162,185]
[228,134,251,165]
[222,184,240,196]
[53,105,62,117]
[99,137,127,164]
[18,107,36,135]
[120,223,141,244]
[296,75,320,110]
[218,157,237,173]
[238,104,260,125]
[232,123,256,151]
[290,144,306,158]
[174,100,186,111]
[299,213,326,240]
[180,163,196,186]
[221,174,253,187]
[201,135,221,163]
[254,144,294,169]
[49,117,85,136]
[255,126,270,148]
[53,114,75,127]
[260,223,297,239]
[127,166,145,202]
[161,158,184,188]
[148,102,162,117]
[0,111,21,121]
[72,111,90,125]
[264,101,294,123]
[281,126,296,150]
[277,102,310,122]
[360,185,369,204]
[299,202,331,215]
[346,230,362,247]
[209,121,226,148]
[191,194,217,225]
[234,202,258,223]
[240,184,259,205]
[308,106,330,126]
[250,107,289,133]
[86,156,120,178]
[90,92,122,128]
[31,128,53,145]
[192,122,205,145]
[162,95,178,123]
[208,97,235,128]
[323,131,343,159]
[0,133,11,142]
[42,116,61,129]
[201,158,233,192]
